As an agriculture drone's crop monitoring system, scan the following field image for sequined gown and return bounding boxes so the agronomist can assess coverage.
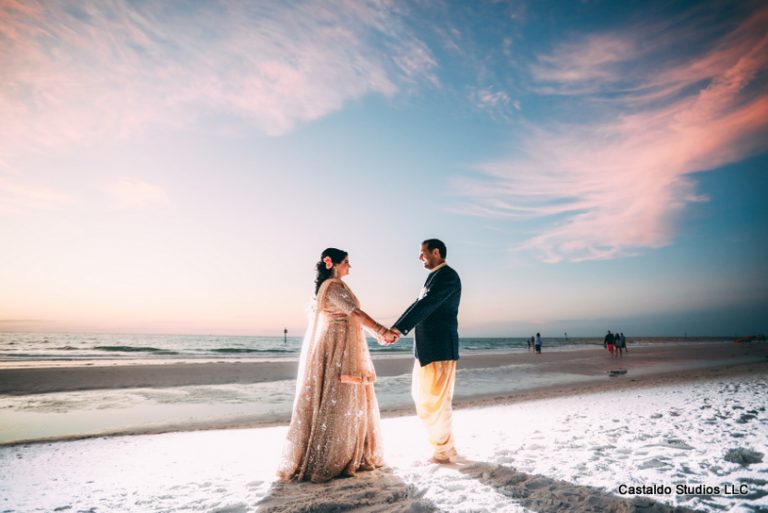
[277,278,383,482]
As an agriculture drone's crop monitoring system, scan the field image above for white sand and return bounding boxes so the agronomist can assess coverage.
[1,372,765,513]
[2,342,766,445]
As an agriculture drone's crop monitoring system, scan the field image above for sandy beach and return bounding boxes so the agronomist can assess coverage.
[1,341,766,512]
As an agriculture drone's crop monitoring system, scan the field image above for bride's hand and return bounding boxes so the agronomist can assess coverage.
[375,331,390,345]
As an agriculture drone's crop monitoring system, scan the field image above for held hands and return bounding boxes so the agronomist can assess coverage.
[380,328,400,346]
[375,325,400,345]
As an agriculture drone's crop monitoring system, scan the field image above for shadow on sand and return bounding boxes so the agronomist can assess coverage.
[257,459,702,513]
[455,460,701,513]
[256,466,440,513]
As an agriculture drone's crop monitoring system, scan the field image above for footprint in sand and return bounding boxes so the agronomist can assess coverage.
[724,447,764,466]
[662,438,694,450]
[637,457,670,470]
[736,413,757,424]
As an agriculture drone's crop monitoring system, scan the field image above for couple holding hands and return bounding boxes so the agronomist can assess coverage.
[277,239,462,483]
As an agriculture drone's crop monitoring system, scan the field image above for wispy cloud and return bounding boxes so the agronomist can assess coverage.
[469,87,514,119]
[0,0,438,160]
[456,5,768,263]
[530,33,637,89]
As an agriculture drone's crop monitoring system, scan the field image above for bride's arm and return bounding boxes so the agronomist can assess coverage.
[351,308,397,341]
[324,281,398,343]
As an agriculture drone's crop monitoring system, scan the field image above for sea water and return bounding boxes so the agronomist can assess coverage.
[0,331,729,362]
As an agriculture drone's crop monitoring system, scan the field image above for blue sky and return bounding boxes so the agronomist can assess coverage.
[0,0,766,336]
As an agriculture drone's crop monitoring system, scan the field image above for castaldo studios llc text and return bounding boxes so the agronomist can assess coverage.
[617,483,750,496]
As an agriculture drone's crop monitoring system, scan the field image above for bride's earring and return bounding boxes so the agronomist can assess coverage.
[331,266,337,278]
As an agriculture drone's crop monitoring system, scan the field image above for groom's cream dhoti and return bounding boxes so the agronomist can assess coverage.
[412,359,456,460]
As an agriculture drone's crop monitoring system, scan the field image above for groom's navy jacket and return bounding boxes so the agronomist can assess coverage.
[393,265,461,367]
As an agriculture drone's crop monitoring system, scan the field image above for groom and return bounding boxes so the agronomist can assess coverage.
[387,238,462,463]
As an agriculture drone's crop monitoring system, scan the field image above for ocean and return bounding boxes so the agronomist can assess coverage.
[0,331,729,362]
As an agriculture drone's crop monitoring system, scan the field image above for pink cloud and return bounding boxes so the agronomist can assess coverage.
[0,0,438,159]
[530,34,637,87]
[457,6,768,263]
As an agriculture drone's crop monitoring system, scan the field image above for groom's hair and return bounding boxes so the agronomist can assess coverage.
[423,238,446,259]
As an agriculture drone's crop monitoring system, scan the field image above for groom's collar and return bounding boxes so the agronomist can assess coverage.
[429,262,447,274]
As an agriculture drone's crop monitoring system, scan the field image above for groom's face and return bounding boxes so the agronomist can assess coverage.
[418,243,441,270]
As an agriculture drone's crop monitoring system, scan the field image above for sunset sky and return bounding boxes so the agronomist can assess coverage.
[1,0,766,337]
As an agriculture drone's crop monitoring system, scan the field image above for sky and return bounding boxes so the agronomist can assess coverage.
[1,0,766,337]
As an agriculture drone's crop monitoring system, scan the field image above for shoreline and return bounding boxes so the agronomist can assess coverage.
[1,340,764,396]
[0,334,736,365]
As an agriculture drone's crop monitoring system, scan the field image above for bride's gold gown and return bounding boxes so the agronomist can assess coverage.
[277,278,383,482]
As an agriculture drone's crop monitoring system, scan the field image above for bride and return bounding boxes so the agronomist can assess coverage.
[277,248,398,482]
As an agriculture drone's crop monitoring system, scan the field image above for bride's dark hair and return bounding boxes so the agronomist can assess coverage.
[315,247,348,294]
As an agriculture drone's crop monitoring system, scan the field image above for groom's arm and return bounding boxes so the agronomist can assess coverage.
[392,271,460,335]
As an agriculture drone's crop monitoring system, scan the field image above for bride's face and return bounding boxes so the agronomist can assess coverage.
[335,256,351,278]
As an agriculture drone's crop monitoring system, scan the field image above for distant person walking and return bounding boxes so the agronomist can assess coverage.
[604,330,615,357]
[534,332,542,354]
[615,331,625,358]
[527,336,533,352]
[620,332,627,353]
